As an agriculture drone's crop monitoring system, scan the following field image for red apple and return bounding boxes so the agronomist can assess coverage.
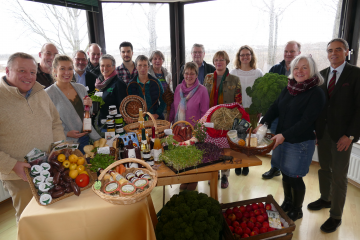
[262,221,269,228]
[265,203,272,210]
[225,218,232,226]
[246,205,253,212]
[235,212,243,220]
[222,212,227,218]
[258,202,264,208]
[240,206,246,213]
[229,226,234,232]
[259,208,266,214]
[260,227,267,234]
[244,227,251,235]
[256,215,264,223]
[254,209,261,216]
[249,216,257,223]
[253,227,259,233]
[249,211,255,217]
[255,222,262,228]
[241,217,248,223]
[262,213,268,220]
[226,208,233,215]
[235,226,243,235]
[250,231,259,236]
[242,233,250,238]
[267,227,275,232]
[228,213,236,221]
[233,206,240,213]
[252,203,259,210]
[243,212,250,218]
[240,222,248,229]
[247,221,254,230]
[232,221,240,228]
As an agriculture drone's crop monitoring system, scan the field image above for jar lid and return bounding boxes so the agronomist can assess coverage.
[106,115,114,118]
[107,124,115,127]
[115,114,122,117]
[109,105,116,109]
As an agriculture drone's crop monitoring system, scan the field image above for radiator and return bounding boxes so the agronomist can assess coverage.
[348,152,360,184]
[0,180,10,202]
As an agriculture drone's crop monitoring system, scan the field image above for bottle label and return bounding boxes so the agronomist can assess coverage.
[98,147,110,154]
[153,149,162,162]
[143,153,151,158]
[115,128,124,134]
[146,160,154,166]
[109,110,117,115]
[83,118,92,131]
[128,149,136,158]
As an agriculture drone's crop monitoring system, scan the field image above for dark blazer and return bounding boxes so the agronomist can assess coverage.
[315,62,360,143]
[179,61,215,84]
[269,60,286,75]
[72,71,97,94]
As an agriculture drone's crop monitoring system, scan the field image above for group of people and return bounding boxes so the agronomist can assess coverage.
[0,38,359,235]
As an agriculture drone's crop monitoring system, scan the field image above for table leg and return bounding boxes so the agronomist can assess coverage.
[163,185,165,207]
[209,171,218,201]
[147,195,158,229]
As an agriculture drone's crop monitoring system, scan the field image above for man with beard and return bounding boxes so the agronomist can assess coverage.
[116,41,138,85]
[36,43,58,88]
[72,50,97,93]
[86,43,102,77]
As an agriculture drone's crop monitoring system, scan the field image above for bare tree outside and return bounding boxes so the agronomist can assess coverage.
[8,0,88,54]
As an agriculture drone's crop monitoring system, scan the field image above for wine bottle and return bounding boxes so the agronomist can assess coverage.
[83,105,92,133]
[138,108,145,129]
[141,128,153,167]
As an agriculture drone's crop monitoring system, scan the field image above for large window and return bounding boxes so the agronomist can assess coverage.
[184,0,343,72]
[0,0,89,77]
[102,3,171,71]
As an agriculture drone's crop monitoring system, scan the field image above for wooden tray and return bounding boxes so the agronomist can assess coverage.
[221,195,295,240]
[25,149,95,206]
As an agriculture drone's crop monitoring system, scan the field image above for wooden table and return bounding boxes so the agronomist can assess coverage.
[147,148,262,227]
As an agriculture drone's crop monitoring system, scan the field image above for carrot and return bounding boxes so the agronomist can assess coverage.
[119,164,126,174]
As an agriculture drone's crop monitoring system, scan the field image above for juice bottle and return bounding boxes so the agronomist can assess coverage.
[153,131,163,164]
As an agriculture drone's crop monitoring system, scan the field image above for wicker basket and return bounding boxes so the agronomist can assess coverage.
[25,149,95,206]
[123,112,170,139]
[92,158,158,205]
[227,128,275,156]
[119,95,147,122]
[171,120,194,131]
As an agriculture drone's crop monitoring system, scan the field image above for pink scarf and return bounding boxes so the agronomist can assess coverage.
[95,70,117,91]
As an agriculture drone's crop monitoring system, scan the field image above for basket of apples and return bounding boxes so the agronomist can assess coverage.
[221,195,295,240]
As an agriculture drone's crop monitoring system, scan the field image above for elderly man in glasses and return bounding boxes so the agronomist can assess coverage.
[36,43,59,88]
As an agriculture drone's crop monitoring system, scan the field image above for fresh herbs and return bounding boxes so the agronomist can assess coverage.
[195,142,223,164]
[89,90,105,107]
[160,135,178,150]
[89,154,115,172]
[193,120,207,143]
[159,145,203,172]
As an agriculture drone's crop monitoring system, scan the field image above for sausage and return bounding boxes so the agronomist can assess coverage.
[64,187,72,193]
[53,172,61,185]
[59,180,66,187]
[173,135,184,142]
[71,182,81,196]
[54,185,64,191]
[51,190,65,198]
[63,182,71,188]
[63,175,73,183]
[50,159,62,169]
[48,188,55,195]
[61,169,70,177]
[56,165,65,173]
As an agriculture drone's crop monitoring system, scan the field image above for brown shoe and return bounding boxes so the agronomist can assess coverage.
[187,182,198,191]
[307,198,331,210]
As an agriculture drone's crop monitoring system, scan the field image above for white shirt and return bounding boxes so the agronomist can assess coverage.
[327,61,346,87]
[229,68,264,108]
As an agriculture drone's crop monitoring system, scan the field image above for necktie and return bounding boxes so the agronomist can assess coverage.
[328,70,337,97]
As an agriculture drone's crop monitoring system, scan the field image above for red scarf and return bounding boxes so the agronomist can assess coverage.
[287,76,319,96]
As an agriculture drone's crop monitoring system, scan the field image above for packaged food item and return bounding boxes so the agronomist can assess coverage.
[134,170,145,178]
[120,183,136,196]
[30,165,43,177]
[40,163,51,171]
[232,118,251,140]
[110,170,125,182]
[39,193,52,205]
[45,177,54,186]
[38,183,52,195]
[246,137,258,147]
[108,105,117,116]
[33,176,45,189]
[26,151,48,166]
[227,130,238,143]
[40,170,51,179]
[133,178,149,190]
[114,114,124,124]
[103,181,120,195]
[257,123,268,144]
[125,173,138,183]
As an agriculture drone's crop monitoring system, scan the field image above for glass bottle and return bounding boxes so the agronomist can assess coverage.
[83,105,92,133]
[138,108,145,129]
[153,131,163,164]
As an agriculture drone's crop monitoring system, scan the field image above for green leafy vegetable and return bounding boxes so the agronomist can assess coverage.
[246,73,288,115]
[89,154,115,172]
[88,90,105,107]
[161,135,178,150]
[159,146,203,172]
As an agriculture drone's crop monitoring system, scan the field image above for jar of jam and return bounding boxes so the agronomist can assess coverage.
[109,105,117,115]
[115,124,124,135]
[107,124,115,132]
[125,173,138,183]
[106,115,114,124]
[115,114,124,124]
[135,170,145,178]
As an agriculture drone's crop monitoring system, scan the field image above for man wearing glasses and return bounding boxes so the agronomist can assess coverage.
[179,43,215,85]
[262,41,301,179]
[72,50,97,93]
[308,38,360,233]
[36,43,58,88]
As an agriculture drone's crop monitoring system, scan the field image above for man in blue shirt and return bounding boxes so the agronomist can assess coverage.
[73,50,97,94]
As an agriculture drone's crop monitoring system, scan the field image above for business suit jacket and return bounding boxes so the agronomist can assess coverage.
[72,71,97,94]
[179,61,216,84]
[315,62,360,143]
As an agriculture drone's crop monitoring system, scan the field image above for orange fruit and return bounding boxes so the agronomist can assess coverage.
[69,154,78,163]
[76,165,85,173]
[69,163,77,171]
[238,139,246,146]
[69,170,79,179]
[62,160,70,168]
[57,154,66,162]
[77,157,85,165]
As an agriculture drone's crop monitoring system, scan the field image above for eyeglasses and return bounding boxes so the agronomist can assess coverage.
[75,58,87,62]
[192,51,203,55]
[214,59,225,63]
[240,54,251,57]
[184,73,196,76]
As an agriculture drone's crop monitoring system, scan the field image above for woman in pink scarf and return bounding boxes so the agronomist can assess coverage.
[169,62,209,191]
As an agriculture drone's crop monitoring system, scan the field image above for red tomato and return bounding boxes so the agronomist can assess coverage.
[75,174,90,188]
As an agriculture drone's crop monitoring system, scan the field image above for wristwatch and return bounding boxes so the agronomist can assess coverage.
[347,135,354,141]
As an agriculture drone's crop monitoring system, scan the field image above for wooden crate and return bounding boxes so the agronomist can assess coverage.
[221,195,295,240]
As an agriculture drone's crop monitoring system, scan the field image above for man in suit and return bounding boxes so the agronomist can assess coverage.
[308,38,360,233]
[73,50,97,94]
[179,43,215,85]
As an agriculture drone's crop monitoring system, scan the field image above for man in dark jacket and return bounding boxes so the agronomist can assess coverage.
[73,50,97,94]
[36,43,58,88]
[86,43,102,77]
[179,43,215,85]
[308,38,360,233]
[262,41,301,179]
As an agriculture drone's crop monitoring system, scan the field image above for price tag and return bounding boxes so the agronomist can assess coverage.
[267,210,282,229]
[97,147,110,154]
[203,122,214,128]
